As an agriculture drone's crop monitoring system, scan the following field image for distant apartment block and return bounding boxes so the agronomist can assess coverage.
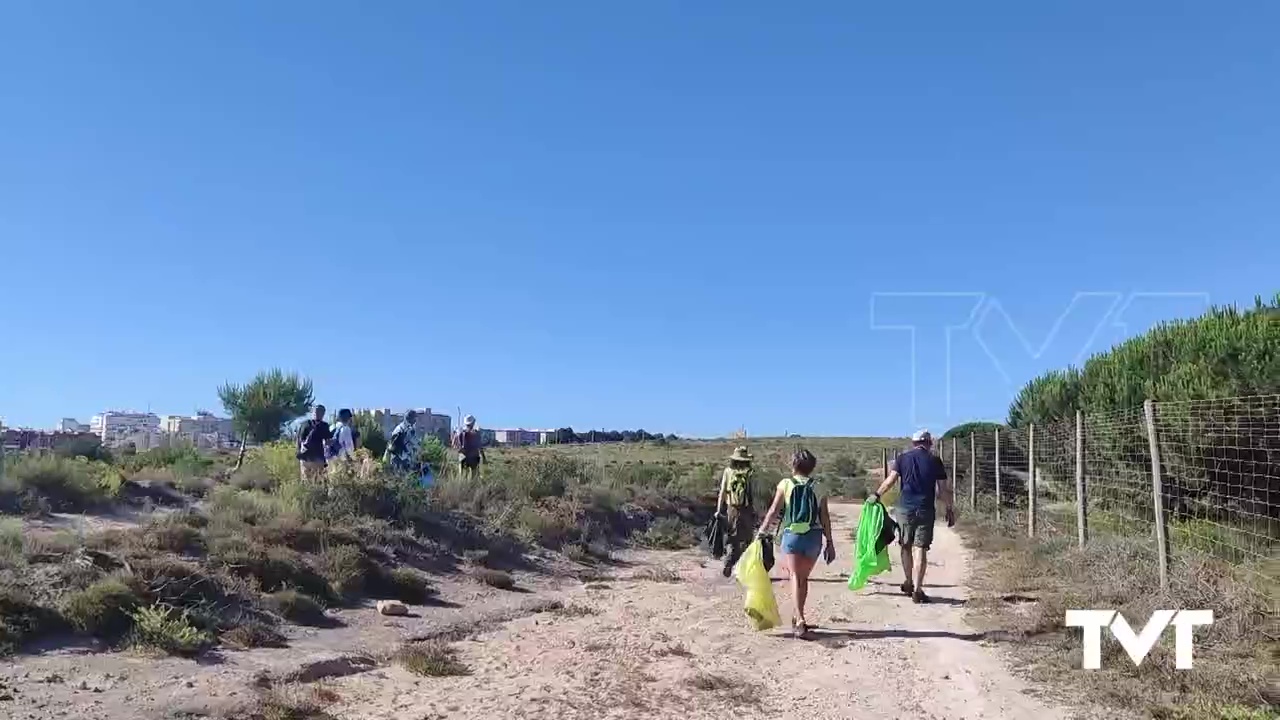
[57,418,91,433]
[358,408,452,445]
[2,428,99,453]
[491,428,556,446]
[91,410,163,449]
[162,412,237,449]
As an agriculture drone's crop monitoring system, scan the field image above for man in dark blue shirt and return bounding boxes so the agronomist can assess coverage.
[870,429,954,604]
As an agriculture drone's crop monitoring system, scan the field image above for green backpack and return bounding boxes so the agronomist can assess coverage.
[782,477,821,534]
[724,469,752,507]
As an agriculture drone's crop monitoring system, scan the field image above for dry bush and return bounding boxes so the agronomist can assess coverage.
[632,566,681,583]
[392,641,471,677]
[635,516,698,550]
[318,544,368,599]
[209,536,334,602]
[264,589,330,627]
[221,620,288,650]
[551,602,597,618]
[0,586,63,655]
[960,518,1277,718]
[470,567,516,590]
[686,671,762,705]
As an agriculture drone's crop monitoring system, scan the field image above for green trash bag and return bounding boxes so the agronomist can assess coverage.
[734,538,781,631]
[848,500,892,591]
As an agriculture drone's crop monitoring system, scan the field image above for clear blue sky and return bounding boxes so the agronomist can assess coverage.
[2,2,1277,437]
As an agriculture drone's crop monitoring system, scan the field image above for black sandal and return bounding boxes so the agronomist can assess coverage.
[900,581,914,596]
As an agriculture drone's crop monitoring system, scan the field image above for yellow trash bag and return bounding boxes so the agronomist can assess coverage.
[733,538,781,631]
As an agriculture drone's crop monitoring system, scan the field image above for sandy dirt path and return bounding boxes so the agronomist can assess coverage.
[327,502,1071,720]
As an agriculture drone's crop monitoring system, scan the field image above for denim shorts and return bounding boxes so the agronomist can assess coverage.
[780,529,824,559]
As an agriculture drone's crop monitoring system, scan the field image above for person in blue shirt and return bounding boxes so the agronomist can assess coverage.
[869,429,955,604]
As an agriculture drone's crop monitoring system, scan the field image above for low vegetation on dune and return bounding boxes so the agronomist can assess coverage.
[1,407,801,658]
[959,507,1277,719]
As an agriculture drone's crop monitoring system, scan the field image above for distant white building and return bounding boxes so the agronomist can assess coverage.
[162,412,237,449]
[357,407,452,444]
[91,410,162,449]
[492,429,553,447]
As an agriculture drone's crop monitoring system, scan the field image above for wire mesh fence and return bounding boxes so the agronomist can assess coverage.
[918,394,1279,593]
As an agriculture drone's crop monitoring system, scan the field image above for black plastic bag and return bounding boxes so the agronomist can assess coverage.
[760,535,775,571]
[703,515,726,559]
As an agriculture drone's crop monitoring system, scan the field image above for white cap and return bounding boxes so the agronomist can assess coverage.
[911,428,932,442]
[464,414,476,426]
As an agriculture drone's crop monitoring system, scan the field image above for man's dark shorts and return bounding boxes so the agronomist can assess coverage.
[459,456,481,471]
[897,507,935,550]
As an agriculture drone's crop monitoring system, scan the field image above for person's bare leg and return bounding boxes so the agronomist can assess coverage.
[913,547,928,590]
[900,544,914,592]
[791,555,816,626]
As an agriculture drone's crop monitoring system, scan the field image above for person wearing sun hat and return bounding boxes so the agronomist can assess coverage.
[715,445,757,577]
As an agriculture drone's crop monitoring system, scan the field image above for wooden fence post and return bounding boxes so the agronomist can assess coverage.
[950,436,958,490]
[1075,410,1087,548]
[969,432,976,510]
[1143,399,1170,590]
[1027,424,1036,537]
[994,427,1002,523]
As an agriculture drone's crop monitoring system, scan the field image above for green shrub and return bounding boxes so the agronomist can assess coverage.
[264,589,328,626]
[245,441,302,489]
[117,446,210,474]
[319,544,368,598]
[0,518,23,567]
[62,576,144,639]
[209,485,285,526]
[1,455,111,512]
[374,567,431,604]
[417,436,448,475]
[228,464,275,492]
[128,604,212,656]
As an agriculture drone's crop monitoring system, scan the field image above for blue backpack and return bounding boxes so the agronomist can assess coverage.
[325,425,352,460]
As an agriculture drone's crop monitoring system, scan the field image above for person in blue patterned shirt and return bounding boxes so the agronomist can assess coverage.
[384,409,421,475]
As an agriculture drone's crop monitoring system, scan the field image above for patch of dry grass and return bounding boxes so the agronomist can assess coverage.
[392,641,471,677]
[470,567,516,590]
[686,671,762,705]
[550,602,597,618]
[958,513,1277,719]
[632,566,681,583]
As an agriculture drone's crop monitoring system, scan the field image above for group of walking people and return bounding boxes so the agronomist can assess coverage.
[294,405,489,482]
[714,428,954,639]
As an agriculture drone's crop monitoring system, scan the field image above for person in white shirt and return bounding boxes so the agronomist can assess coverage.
[327,408,357,463]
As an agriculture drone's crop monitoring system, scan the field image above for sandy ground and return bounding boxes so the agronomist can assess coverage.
[0,501,1073,720]
[325,501,1070,720]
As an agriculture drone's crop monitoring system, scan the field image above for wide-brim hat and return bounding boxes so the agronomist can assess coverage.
[728,446,753,462]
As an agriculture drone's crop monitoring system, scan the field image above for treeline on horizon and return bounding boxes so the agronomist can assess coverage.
[546,428,679,444]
